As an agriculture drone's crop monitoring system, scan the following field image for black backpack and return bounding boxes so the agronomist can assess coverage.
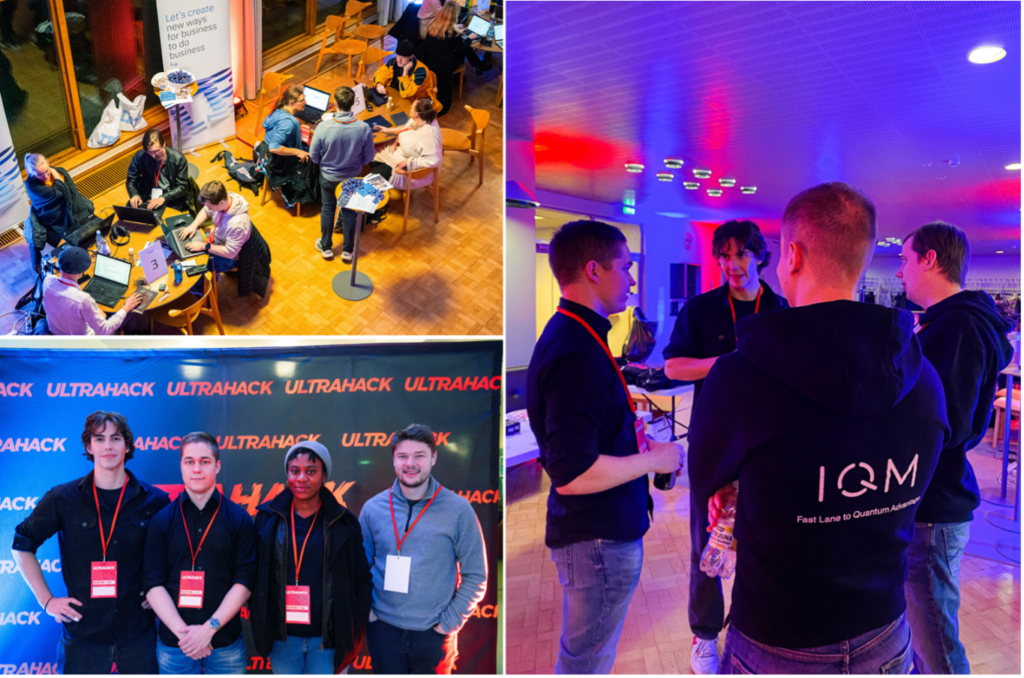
[211,150,264,197]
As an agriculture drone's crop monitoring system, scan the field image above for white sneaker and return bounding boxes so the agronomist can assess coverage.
[315,239,334,260]
[341,251,353,264]
[690,637,719,674]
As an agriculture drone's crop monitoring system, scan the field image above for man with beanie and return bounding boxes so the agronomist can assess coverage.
[374,41,435,102]
[42,246,143,335]
[359,424,487,674]
[251,442,372,674]
[309,85,374,262]
[896,221,1014,674]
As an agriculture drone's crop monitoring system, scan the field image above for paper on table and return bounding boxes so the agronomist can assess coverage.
[139,241,169,284]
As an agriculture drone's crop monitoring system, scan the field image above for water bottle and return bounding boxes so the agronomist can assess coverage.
[95,231,109,256]
[173,262,182,286]
[654,471,676,491]
[700,507,737,579]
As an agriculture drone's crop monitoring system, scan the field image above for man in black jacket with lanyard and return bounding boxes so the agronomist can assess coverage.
[663,219,788,674]
[126,129,195,217]
[528,220,685,674]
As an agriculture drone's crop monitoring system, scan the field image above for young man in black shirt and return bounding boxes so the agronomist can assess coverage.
[143,432,256,674]
[896,221,1013,673]
[662,220,788,673]
[11,411,169,674]
[126,129,195,217]
[528,220,684,674]
[251,441,372,674]
[691,182,948,673]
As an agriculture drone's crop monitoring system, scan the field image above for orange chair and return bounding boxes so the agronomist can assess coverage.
[252,72,294,137]
[314,16,346,74]
[440,105,489,186]
[344,0,387,50]
[991,387,1022,447]
[149,272,225,335]
[324,38,368,78]
[393,166,440,235]
[357,46,393,79]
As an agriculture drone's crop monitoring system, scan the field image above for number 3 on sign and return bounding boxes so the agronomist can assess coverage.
[140,241,168,284]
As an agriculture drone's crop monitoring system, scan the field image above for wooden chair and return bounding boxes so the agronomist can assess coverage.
[991,387,1021,447]
[454,62,466,101]
[393,166,440,235]
[345,0,387,50]
[325,38,368,78]
[495,72,503,106]
[440,105,489,185]
[261,171,302,217]
[357,47,393,79]
[149,272,225,335]
[252,72,294,136]
[314,16,346,74]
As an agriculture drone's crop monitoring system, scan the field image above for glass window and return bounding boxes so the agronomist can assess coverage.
[316,0,344,26]
[0,0,76,163]
[263,0,307,52]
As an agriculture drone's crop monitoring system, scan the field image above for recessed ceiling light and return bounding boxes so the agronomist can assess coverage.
[1006,163,1022,170]
[664,158,684,169]
[625,163,644,173]
[693,169,712,179]
[996,250,1005,254]
[656,212,689,219]
[886,237,897,242]
[657,172,673,181]
[719,178,736,187]
[535,215,544,220]
[968,45,1006,64]
[683,182,700,190]
[740,186,756,194]
[876,241,890,247]
[707,188,722,197]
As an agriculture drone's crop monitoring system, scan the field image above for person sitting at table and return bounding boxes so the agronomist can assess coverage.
[177,180,252,275]
[260,85,320,208]
[369,98,443,190]
[373,40,438,105]
[417,0,446,38]
[42,246,143,335]
[23,153,96,273]
[126,129,196,217]
[417,2,490,116]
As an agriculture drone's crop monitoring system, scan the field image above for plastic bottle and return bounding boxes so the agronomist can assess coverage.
[173,262,182,286]
[700,507,737,579]
[95,231,110,256]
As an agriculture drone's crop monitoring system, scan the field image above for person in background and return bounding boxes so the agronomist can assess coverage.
[896,221,1014,674]
[177,180,252,274]
[11,411,169,674]
[359,424,488,674]
[417,0,445,39]
[374,40,436,103]
[691,182,948,674]
[369,98,442,191]
[42,246,143,335]
[24,153,96,273]
[251,441,372,674]
[308,85,374,263]
[143,432,256,674]
[126,129,194,216]
[662,219,788,673]
[262,85,311,170]
[416,2,489,116]
[528,220,685,674]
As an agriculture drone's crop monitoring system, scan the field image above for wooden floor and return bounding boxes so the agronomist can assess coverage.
[0,36,504,336]
[505,395,1022,674]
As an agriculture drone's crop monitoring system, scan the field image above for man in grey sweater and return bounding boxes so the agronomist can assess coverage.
[359,424,488,674]
[309,86,374,263]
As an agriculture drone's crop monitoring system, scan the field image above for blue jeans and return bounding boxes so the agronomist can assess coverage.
[904,521,971,674]
[721,613,913,674]
[319,176,357,253]
[155,635,247,674]
[366,618,458,674]
[56,624,158,674]
[269,635,340,674]
[550,538,644,674]
[689,490,724,641]
[209,254,237,274]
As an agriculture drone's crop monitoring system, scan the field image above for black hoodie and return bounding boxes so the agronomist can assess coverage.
[915,290,1014,524]
[688,300,949,649]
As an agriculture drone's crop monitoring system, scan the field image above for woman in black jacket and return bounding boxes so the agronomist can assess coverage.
[251,442,372,674]
[415,2,489,116]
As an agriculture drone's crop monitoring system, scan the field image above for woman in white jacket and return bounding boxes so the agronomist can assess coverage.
[370,98,443,191]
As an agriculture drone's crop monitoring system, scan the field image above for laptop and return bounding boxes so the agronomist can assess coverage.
[467,15,491,38]
[493,23,504,48]
[83,253,132,308]
[162,214,205,260]
[64,213,115,247]
[113,204,163,228]
[295,86,332,124]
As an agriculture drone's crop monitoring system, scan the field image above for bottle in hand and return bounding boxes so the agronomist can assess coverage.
[654,471,676,491]
[700,507,737,579]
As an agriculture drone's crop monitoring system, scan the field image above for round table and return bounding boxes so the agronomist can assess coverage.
[302,76,412,144]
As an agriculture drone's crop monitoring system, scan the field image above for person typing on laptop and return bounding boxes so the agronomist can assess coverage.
[126,129,195,217]
[176,181,252,274]
[262,86,310,166]
[42,246,143,335]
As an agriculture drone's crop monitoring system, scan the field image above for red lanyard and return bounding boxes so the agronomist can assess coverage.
[92,479,127,562]
[390,484,442,554]
[179,495,221,571]
[556,307,637,415]
[290,502,321,586]
[727,286,762,341]
[155,156,164,188]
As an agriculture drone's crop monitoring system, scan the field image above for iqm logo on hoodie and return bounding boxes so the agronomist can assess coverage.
[818,454,918,502]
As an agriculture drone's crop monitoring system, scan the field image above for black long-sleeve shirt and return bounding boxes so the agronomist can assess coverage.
[125,147,191,210]
[527,298,651,548]
[12,470,169,645]
[142,490,257,648]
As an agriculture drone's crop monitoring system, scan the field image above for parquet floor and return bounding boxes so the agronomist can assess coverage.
[506,395,1021,674]
[0,35,504,336]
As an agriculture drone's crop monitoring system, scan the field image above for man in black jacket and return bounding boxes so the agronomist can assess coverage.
[126,129,195,216]
[251,442,372,674]
[24,153,96,272]
[690,182,949,673]
[896,221,1013,674]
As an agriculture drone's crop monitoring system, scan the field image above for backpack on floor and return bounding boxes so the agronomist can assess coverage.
[211,150,264,197]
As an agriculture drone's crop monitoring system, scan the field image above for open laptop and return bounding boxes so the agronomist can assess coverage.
[467,15,491,39]
[113,204,163,228]
[162,214,205,260]
[295,86,331,124]
[83,253,132,307]
[64,213,115,247]
[493,23,504,49]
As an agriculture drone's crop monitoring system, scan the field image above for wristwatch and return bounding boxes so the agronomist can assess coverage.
[208,617,221,629]
[205,243,211,253]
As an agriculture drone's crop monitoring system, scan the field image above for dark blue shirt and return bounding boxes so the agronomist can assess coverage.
[262,109,305,151]
[285,510,324,638]
[527,298,651,549]
[142,490,257,648]
[12,470,170,645]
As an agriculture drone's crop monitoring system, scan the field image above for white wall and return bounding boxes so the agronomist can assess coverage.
[506,139,538,369]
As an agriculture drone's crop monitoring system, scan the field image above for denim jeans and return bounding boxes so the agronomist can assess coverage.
[366,618,458,674]
[56,624,158,674]
[904,521,971,674]
[269,635,341,674]
[155,634,247,674]
[319,176,357,253]
[689,490,724,641]
[550,538,644,674]
[721,613,913,674]
[209,253,237,274]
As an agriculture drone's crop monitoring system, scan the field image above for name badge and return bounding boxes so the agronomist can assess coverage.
[384,554,411,594]
[178,571,205,608]
[151,188,163,199]
[634,418,649,454]
[285,585,311,624]
[91,561,116,598]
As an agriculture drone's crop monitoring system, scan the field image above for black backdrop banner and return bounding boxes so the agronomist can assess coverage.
[0,342,502,675]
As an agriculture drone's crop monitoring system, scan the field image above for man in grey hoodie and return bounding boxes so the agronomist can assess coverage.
[309,85,375,263]
[359,424,487,674]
